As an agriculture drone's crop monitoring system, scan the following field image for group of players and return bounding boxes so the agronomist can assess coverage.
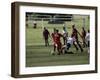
[43,24,90,55]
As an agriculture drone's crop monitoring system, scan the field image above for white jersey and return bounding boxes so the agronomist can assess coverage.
[85,33,90,41]
[62,30,66,34]
[62,30,67,37]
[67,37,74,45]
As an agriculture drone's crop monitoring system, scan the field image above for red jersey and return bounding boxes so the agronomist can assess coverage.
[52,33,62,43]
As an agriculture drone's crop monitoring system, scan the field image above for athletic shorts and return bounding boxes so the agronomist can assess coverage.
[88,41,90,47]
[54,42,62,49]
[67,43,71,50]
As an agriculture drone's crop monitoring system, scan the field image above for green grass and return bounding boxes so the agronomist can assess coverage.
[26,45,89,67]
[26,15,90,67]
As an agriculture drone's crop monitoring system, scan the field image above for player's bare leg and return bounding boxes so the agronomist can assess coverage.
[76,40,83,52]
[73,42,79,51]
[61,45,67,54]
[45,39,49,47]
[57,47,61,55]
[51,44,57,55]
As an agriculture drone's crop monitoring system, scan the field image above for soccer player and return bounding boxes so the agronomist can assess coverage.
[62,26,68,45]
[43,27,50,47]
[51,29,63,55]
[71,24,83,52]
[62,36,75,54]
[51,28,56,54]
[81,27,87,47]
[85,30,90,53]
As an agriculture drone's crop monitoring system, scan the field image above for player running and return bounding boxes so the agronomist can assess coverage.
[71,24,83,52]
[51,28,56,54]
[62,25,68,45]
[81,27,87,47]
[51,29,63,55]
[62,36,75,54]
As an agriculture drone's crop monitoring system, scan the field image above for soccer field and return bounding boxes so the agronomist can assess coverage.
[26,15,90,67]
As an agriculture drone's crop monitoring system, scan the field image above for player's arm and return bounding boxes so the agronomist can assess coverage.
[50,33,55,44]
[49,34,53,41]
[60,33,64,37]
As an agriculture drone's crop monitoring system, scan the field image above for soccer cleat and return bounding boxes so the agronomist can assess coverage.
[64,50,67,54]
[81,49,83,52]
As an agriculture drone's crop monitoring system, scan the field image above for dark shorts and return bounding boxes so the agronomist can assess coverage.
[67,43,71,50]
[44,37,48,40]
[88,41,90,47]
